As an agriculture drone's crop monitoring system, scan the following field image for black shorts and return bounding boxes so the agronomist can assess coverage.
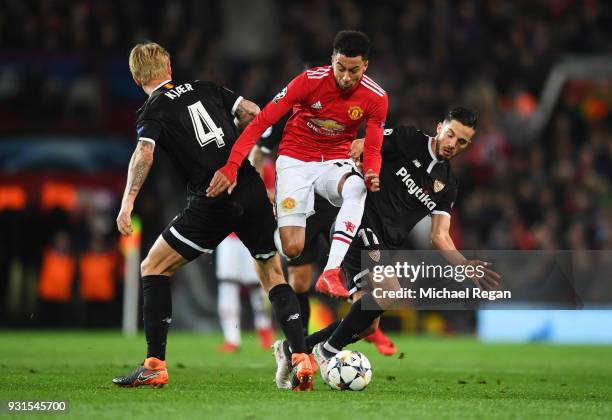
[342,222,386,296]
[286,194,338,267]
[162,175,276,261]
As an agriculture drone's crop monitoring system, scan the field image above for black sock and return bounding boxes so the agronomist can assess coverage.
[268,283,307,353]
[296,292,310,335]
[327,293,383,352]
[305,320,341,352]
[142,275,172,361]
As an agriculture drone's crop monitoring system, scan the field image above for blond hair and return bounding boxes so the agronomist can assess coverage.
[128,42,171,85]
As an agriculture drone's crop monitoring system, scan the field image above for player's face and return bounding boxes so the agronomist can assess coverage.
[332,53,368,90]
[434,120,475,159]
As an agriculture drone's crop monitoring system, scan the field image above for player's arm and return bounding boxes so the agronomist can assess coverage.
[234,98,260,132]
[117,139,155,236]
[362,93,389,192]
[431,214,500,290]
[207,73,308,197]
[349,127,399,165]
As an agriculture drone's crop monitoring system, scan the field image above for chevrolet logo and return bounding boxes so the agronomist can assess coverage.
[310,119,345,131]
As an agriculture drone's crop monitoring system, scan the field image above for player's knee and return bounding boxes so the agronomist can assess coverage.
[141,255,173,277]
[282,241,304,259]
[341,173,366,201]
[140,257,155,276]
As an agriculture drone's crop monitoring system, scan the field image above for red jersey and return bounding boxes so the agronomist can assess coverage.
[223,66,388,180]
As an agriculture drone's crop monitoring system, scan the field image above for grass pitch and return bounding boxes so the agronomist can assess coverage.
[1,331,611,419]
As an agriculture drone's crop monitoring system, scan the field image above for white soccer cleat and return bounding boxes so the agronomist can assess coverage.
[273,340,292,389]
[312,342,332,384]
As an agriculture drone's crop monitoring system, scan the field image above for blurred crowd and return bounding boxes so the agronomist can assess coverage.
[0,0,611,326]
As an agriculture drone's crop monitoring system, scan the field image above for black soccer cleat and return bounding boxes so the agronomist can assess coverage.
[112,357,168,388]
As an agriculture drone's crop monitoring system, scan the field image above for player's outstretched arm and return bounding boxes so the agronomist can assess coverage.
[208,73,308,197]
[431,214,500,290]
[117,140,154,236]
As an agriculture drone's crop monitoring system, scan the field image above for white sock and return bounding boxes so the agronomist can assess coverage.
[218,281,241,346]
[324,176,366,271]
[323,341,340,354]
[249,287,271,330]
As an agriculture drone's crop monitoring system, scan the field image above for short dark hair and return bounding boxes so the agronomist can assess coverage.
[445,107,477,129]
[333,30,370,59]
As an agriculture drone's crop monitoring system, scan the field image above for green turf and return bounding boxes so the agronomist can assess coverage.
[1,331,611,419]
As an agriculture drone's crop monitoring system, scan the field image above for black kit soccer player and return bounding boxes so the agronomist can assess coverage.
[112,42,315,391]
[274,108,501,384]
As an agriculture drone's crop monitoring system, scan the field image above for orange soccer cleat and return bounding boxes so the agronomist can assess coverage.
[218,342,240,353]
[315,267,349,298]
[290,353,316,391]
[112,357,169,388]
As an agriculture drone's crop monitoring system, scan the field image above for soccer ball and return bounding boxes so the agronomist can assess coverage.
[326,350,372,391]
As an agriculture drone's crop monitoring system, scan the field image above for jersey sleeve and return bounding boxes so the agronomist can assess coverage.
[218,85,243,117]
[221,72,310,181]
[432,185,458,218]
[362,93,389,176]
[135,110,162,145]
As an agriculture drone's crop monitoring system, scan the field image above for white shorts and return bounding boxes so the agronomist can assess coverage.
[215,236,259,284]
[275,155,358,228]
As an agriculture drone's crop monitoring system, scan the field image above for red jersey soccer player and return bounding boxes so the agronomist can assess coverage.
[208,31,388,298]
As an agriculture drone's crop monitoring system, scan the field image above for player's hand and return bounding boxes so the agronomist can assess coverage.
[116,203,134,236]
[349,138,364,167]
[465,260,501,291]
[364,170,380,192]
[207,170,236,197]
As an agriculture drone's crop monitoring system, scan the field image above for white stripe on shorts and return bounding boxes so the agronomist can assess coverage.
[169,227,213,253]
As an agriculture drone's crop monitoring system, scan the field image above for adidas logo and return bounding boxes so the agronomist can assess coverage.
[310,101,322,109]
[413,159,421,168]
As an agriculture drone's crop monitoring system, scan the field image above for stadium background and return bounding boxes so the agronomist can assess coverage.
[0,0,610,338]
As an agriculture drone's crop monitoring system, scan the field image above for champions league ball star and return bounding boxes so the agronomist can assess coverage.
[326,350,372,391]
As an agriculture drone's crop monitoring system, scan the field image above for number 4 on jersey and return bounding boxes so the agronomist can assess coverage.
[187,101,225,148]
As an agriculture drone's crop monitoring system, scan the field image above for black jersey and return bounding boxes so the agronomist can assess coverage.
[363,125,458,248]
[136,80,257,193]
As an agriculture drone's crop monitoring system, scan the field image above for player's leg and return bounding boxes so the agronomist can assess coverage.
[314,163,366,297]
[288,264,313,335]
[287,195,338,334]
[113,198,230,388]
[315,275,400,367]
[274,156,318,259]
[234,175,315,391]
[217,281,241,352]
[112,235,187,388]
[247,285,275,349]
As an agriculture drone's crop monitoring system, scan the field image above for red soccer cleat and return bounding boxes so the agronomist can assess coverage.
[315,267,349,298]
[256,327,275,350]
[365,328,397,356]
[218,342,240,353]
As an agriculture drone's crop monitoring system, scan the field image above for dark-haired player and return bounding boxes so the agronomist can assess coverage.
[256,128,397,359]
[207,30,388,300]
[112,42,315,391]
[275,108,501,383]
